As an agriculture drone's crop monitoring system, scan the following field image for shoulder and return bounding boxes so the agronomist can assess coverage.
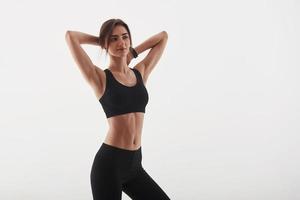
[133,63,146,81]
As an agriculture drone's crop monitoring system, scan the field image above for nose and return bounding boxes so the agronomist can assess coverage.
[118,38,126,48]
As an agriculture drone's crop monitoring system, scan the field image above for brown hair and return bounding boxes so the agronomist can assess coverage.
[98,18,133,56]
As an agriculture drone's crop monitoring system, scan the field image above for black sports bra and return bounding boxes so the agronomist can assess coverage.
[99,68,149,118]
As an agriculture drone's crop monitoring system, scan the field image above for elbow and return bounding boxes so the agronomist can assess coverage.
[65,30,73,41]
[162,31,168,39]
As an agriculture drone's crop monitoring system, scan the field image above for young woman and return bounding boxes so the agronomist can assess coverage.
[65,18,169,200]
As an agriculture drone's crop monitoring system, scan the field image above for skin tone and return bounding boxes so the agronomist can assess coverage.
[65,25,168,151]
[105,25,137,87]
[106,25,132,73]
[103,25,144,150]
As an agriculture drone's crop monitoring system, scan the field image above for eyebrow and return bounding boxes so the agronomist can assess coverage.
[110,33,128,37]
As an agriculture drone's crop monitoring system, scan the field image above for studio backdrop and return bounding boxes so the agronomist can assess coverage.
[0,0,299,200]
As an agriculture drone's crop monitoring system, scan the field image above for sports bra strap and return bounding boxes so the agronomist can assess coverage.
[132,68,143,84]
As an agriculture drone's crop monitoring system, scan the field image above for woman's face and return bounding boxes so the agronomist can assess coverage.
[107,25,131,58]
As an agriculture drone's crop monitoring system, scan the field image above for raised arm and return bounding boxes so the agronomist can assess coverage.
[133,31,168,84]
[65,31,104,98]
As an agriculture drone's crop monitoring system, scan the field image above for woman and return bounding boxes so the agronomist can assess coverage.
[65,18,170,200]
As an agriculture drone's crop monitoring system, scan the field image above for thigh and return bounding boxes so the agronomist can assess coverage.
[122,167,171,200]
[90,154,122,200]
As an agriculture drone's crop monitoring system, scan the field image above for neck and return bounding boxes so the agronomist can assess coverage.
[108,56,129,73]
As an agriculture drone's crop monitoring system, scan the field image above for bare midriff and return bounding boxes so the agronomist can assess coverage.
[104,112,144,151]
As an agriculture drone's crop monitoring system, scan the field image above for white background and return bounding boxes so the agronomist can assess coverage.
[1,0,299,199]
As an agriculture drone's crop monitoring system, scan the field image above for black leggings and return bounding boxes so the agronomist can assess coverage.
[90,142,171,200]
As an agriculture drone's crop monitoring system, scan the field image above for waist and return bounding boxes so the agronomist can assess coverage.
[101,142,142,153]
[104,130,142,151]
